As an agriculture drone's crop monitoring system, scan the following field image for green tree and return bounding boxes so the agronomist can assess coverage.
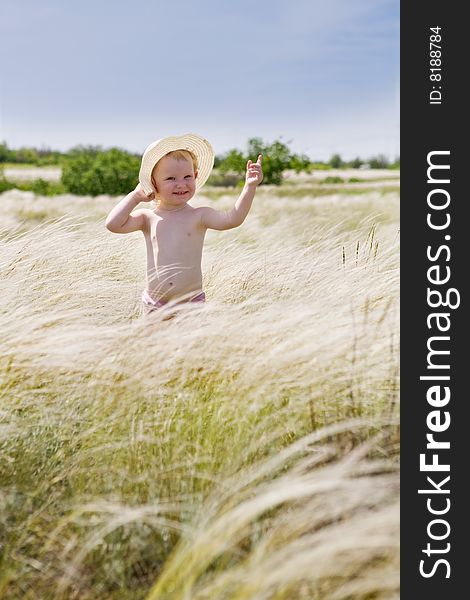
[62,147,140,196]
[349,157,364,169]
[216,137,313,186]
[13,147,39,164]
[246,138,290,185]
[368,154,390,169]
[67,144,104,158]
[217,149,246,176]
[36,147,65,166]
[0,141,13,163]
[329,153,344,169]
[289,153,312,174]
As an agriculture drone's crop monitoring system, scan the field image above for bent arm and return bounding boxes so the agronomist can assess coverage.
[105,190,149,233]
[199,184,257,231]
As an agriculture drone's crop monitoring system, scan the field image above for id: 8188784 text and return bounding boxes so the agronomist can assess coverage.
[429,26,442,105]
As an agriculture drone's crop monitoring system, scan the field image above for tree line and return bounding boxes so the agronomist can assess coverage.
[1,139,399,196]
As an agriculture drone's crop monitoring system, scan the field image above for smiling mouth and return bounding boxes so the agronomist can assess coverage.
[174,191,188,196]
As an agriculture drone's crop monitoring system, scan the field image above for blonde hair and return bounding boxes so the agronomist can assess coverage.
[165,149,198,171]
[151,149,198,207]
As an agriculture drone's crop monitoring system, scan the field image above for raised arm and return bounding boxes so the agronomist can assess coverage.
[199,155,263,231]
[105,183,153,234]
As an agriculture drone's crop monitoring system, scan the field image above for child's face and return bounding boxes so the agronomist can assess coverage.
[151,155,198,207]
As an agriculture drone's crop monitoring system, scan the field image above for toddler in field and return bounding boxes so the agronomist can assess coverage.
[105,133,263,316]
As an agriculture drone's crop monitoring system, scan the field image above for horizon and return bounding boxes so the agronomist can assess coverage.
[0,137,399,163]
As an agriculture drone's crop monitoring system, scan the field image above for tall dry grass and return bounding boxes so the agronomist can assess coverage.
[0,187,399,599]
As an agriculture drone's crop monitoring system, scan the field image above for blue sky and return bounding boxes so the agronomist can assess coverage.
[0,0,399,160]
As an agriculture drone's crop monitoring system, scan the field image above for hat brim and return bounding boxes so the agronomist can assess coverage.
[139,133,214,196]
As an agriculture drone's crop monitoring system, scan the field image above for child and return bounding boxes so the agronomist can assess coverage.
[105,133,263,316]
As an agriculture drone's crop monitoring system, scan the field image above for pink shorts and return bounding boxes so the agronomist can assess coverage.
[142,289,206,314]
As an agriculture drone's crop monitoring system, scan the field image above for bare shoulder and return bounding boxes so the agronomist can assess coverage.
[135,207,156,231]
[194,206,210,213]
[114,207,153,234]
[138,207,157,219]
[194,204,217,221]
[195,205,235,231]
[136,208,155,216]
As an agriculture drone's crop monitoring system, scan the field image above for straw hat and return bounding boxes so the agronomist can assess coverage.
[139,133,215,196]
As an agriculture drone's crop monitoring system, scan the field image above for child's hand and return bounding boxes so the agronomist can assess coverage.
[134,182,155,202]
[245,154,263,187]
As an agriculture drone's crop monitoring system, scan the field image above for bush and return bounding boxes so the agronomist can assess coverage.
[216,138,312,186]
[206,171,244,187]
[0,177,15,193]
[0,142,13,163]
[321,176,344,184]
[247,138,290,185]
[0,166,12,193]
[310,162,331,170]
[61,148,140,196]
[368,154,390,169]
[1,141,67,166]
[328,154,344,169]
[29,179,66,196]
[0,177,66,196]
[348,157,364,169]
[217,149,246,178]
[36,150,65,166]
[65,145,104,160]
[289,153,312,175]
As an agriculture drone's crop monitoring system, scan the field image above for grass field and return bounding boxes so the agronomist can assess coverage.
[0,181,400,599]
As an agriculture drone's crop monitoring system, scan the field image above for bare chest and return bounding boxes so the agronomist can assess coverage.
[146,209,205,253]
